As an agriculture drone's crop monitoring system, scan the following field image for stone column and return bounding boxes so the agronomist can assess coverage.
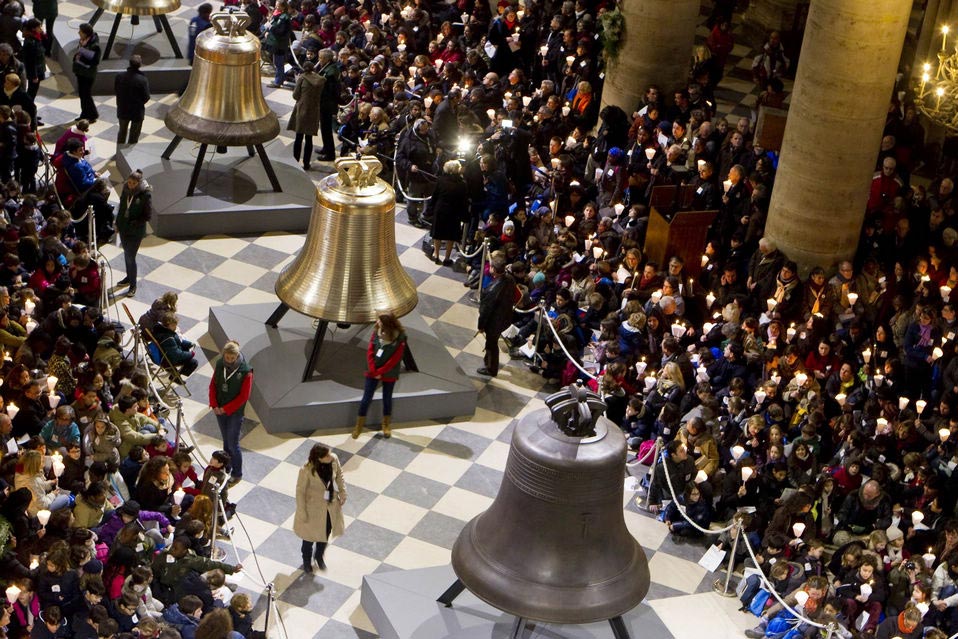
[599,0,700,113]
[763,0,911,271]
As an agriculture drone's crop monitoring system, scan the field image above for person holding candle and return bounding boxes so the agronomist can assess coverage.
[903,307,941,399]
[835,551,886,636]
[646,439,695,515]
[13,450,72,516]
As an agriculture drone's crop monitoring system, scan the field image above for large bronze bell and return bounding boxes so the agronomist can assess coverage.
[267,156,418,382]
[165,12,279,147]
[442,385,650,637]
[275,156,419,324]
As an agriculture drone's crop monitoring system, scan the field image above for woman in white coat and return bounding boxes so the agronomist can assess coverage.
[294,444,347,573]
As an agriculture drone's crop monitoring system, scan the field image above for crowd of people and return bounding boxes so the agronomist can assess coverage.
[0,0,950,637]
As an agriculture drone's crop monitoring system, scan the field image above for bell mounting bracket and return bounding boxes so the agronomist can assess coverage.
[210,11,251,36]
[545,383,607,438]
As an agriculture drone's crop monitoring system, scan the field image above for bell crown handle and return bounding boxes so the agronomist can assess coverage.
[545,383,607,437]
[210,12,250,37]
[335,156,383,189]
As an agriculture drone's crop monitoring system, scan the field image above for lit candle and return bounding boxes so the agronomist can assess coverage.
[644,374,657,391]
[943,25,950,51]
[671,324,687,339]
[913,511,926,526]
[486,108,496,120]
[705,292,716,308]
[565,55,574,66]
[651,290,663,303]
[846,292,858,307]
[899,397,909,411]
[694,470,708,484]
[741,466,753,482]
[792,522,806,538]
[794,590,809,609]
[933,346,945,360]
[613,203,625,216]
[916,399,928,414]
[701,254,709,267]
[539,44,548,56]
[52,459,64,477]
[787,325,796,341]
[942,285,953,300]
[48,395,61,409]
[564,214,575,227]
[173,489,186,505]
[37,509,51,527]
[562,106,571,117]
[874,373,884,386]
[860,583,872,597]
[940,428,951,442]
[731,445,745,461]
[592,246,604,260]
[795,372,807,387]
[723,179,732,193]
[754,390,766,405]
[924,552,937,568]
[697,159,706,170]
[6,403,18,419]
[766,298,777,312]
[877,418,888,432]
[522,96,532,107]
[550,157,561,169]
[921,71,931,97]
[5,584,20,603]
[862,348,872,363]
[937,86,945,110]
[635,361,648,376]
[644,147,655,161]
[46,376,57,394]
[24,299,34,315]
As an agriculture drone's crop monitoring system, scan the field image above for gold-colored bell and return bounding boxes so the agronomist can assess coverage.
[91,0,179,15]
[444,386,650,629]
[164,13,279,147]
[274,156,419,324]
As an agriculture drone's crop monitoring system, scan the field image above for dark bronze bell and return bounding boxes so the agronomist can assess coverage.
[445,385,650,631]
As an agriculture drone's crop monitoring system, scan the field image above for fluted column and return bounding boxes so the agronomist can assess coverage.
[763,0,911,271]
[599,0,700,113]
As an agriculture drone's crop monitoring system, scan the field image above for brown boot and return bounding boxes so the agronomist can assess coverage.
[381,415,392,438]
[351,415,365,439]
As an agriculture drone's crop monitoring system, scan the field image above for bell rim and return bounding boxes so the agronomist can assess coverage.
[451,519,650,624]
[90,0,181,14]
[164,108,279,147]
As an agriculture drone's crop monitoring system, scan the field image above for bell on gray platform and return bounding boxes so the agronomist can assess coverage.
[440,384,650,638]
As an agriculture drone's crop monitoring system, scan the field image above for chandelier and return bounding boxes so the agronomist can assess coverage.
[917,25,958,131]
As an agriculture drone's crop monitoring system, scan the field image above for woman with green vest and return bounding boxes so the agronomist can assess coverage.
[208,341,253,487]
[352,313,407,439]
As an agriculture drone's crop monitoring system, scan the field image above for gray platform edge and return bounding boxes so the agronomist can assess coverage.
[207,304,479,434]
[361,565,669,639]
[115,142,317,239]
[53,11,193,94]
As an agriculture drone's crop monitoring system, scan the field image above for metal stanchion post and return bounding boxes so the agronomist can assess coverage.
[532,300,546,352]
[644,438,663,512]
[263,582,274,635]
[477,239,489,306]
[713,515,742,596]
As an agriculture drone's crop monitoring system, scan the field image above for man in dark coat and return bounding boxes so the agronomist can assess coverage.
[114,55,150,146]
[316,48,341,161]
[477,258,516,378]
[432,89,461,154]
[0,73,35,130]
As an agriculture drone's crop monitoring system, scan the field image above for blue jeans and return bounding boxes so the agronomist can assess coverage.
[216,411,244,479]
[358,376,395,417]
[49,493,73,511]
[273,51,286,85]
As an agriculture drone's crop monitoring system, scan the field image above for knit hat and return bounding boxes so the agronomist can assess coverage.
[885,525,904,543]
[118,500,141,518]
[532,271,546,286]
[502,219,515,233]
[83,558,104,574]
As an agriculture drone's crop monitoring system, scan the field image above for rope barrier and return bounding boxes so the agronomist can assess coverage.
[457,241,486,259]
[542,312,597,380]
[657,456,827,630]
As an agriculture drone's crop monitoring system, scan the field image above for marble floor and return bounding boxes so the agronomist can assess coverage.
[27,4,789,638]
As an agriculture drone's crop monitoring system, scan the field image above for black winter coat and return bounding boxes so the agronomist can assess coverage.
[114,68,150,120]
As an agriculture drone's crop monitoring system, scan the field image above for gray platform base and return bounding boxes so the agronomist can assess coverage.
[116,141,321,239]
[54,12,193,94]
[362,565,670,639]
[207,303,478,434]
